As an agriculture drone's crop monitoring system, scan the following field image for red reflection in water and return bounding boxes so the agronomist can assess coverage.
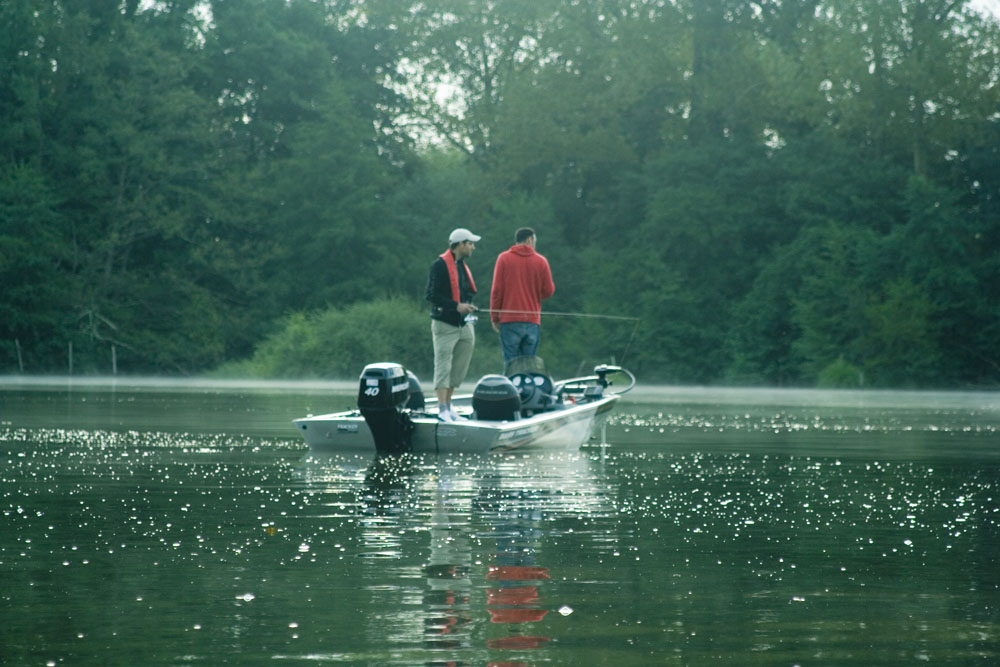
[487,636,551,650]
[487,565,551,581]
[488,585,539,606]
[486,560,551,656]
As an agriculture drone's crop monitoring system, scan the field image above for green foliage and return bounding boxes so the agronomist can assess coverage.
[860,278,941,386]
[0,163,71,368]
[217,299,431,379]
[215,294,629,384]
[2,0,998,387]
[817,358,865,389]
[725,242,805,386]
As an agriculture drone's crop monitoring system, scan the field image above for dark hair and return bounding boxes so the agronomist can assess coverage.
[515,227,535,243]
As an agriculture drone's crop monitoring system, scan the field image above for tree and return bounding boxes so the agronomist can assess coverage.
[0,2,224,372]
[0,164,70,370]
[805,0,1000,178]
[369,0,562,162]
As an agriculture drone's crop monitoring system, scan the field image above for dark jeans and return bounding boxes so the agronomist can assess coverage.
[499,322,540,363]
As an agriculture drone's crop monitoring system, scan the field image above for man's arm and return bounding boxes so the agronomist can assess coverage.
[540,256,555,300]
[490,255,506,330]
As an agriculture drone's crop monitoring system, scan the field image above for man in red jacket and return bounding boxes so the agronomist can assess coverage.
[489,227,555,365]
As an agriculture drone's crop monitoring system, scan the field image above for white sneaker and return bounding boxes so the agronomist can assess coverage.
[441,408,467,422]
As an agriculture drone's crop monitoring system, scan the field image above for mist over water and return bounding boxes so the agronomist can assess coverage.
[2,380,998,665]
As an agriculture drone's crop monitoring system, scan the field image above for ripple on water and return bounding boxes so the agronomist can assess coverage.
[605,450,998,565]
[611,408,1000,435]
[2,412,999,664]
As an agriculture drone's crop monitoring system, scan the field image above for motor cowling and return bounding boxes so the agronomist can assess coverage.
[473,374,521,421]
[358,363,414,453]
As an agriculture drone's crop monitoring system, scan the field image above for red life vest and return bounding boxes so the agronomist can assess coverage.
[440,250,476,301]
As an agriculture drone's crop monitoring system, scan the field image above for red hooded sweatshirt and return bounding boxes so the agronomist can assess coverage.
[490,244,555,325]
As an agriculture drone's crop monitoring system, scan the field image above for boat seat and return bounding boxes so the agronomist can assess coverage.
[504,355,547,377]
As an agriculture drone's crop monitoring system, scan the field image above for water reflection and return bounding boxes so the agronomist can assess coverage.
[485,532,550,651]
[479,464,553,657]
[300,451,609,665]
[4,384,999,665]
[423,473,476,655]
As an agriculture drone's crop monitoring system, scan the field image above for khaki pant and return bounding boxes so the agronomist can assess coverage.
[432,319,475,389]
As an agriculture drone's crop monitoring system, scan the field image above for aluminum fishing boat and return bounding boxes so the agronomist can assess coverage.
[294,360,635,455]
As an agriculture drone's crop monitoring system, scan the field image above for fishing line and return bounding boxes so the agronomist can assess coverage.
[617,317,641,368]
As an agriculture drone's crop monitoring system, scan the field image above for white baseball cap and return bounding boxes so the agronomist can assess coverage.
[449,228,481,244]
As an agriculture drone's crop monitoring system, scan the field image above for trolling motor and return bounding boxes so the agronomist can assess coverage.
[594,364,620,387]
[357,362,415,454]
[582,364,622,399]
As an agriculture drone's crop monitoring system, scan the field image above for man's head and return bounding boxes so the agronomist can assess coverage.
[449,227,480,258]
[515,227,536,245]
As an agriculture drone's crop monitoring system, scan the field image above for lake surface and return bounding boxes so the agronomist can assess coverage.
[2,378,998,665]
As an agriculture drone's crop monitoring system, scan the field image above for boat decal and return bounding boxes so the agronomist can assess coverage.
[337,423,360,433]
[497,424,540,442]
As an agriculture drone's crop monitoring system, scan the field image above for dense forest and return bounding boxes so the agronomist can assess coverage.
[2,0,998,387]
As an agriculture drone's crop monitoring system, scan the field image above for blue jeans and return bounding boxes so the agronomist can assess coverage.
[499,322,540,363]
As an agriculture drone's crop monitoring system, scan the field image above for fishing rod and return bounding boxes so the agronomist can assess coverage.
[478,308,639,322]
[477,308,641,367]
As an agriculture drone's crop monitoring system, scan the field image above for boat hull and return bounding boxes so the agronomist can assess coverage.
[294,394,619,454]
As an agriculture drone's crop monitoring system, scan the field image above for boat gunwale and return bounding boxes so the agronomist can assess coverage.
[294,392,618,431]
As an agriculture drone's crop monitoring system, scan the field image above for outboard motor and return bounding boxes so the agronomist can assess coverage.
[473,374,521,421]
[358,363,414,454]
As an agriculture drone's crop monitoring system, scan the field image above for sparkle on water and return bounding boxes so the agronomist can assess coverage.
[1,383,998,664]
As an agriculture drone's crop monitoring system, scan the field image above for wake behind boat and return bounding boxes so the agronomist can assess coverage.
[294,360,635,455]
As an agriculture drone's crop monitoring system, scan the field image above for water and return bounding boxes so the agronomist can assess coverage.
[2,379,998,665]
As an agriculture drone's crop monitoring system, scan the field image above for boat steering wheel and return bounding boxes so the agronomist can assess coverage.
[509,372,552,408]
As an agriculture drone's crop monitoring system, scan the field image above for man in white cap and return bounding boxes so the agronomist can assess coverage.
[425,228,481,421]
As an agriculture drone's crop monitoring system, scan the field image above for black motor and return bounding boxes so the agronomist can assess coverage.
[473,374,521,421]
[358,363,414,453]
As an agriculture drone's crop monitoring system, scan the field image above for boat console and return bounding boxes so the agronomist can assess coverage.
[508,372,557,414]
